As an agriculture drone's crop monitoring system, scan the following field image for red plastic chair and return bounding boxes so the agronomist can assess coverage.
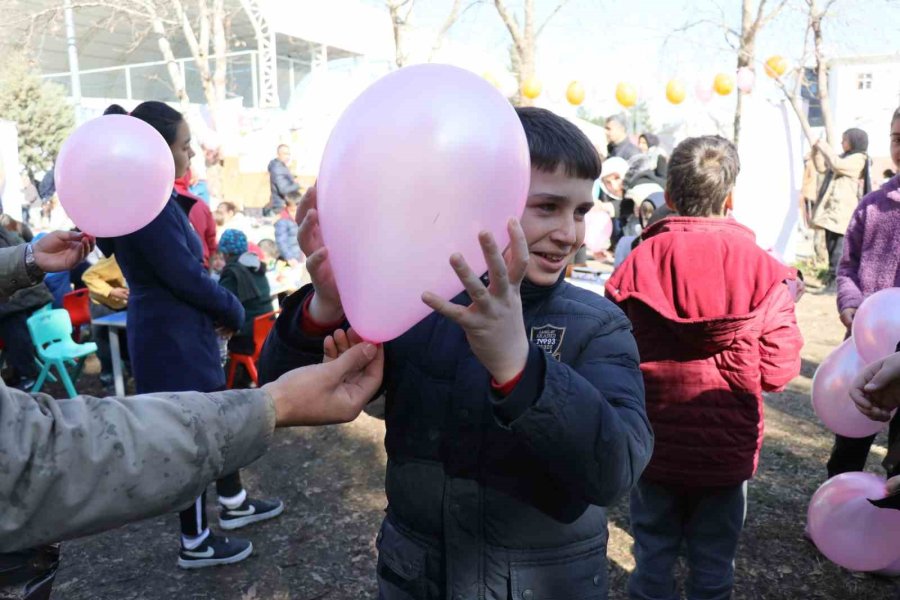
[226,311,277,389]
[63,289,92,343]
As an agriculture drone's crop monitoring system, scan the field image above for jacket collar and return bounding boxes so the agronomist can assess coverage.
[641,215,757,241]
[521,271,566,306]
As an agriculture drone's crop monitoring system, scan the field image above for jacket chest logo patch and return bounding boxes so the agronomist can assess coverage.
[530,324,566,361]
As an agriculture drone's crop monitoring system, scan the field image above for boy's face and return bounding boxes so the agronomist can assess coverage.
[519,166,594,286]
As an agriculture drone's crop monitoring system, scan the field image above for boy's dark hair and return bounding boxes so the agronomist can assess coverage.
[217,201,237,214]
[128,101,184,145]
[516,107,602,180]
[103,104,127,116]
[666,135,740,217]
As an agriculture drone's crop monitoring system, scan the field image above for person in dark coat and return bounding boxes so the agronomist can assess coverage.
[605,114,640,160]
[218,229,272,356]
[259,107,652,599]
[274,194,302,263]
[97,101,282,570]
[266,144,300,215]
[0,228,53,390]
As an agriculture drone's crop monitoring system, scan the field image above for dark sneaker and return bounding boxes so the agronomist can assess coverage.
[219,498,284,530]
[177,533,252,569]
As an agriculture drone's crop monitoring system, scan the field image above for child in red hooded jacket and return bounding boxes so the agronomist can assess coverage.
[606,135,803,600]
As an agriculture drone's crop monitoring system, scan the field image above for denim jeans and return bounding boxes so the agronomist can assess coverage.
[628,479,748,600]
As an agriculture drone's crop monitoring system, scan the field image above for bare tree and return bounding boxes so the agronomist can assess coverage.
[493,0,568,106]
[733,0,788,144]
[386,0,466,69]
[772,0,840,147]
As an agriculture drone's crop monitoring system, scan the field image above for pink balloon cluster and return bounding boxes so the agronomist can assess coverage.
[808,472,900,571]
[811,288,900,437]
[318,64,530,343]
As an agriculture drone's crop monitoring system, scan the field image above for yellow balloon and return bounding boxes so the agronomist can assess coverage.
[521,76,542,99]
[566,81,585,106]
[615,82,637,108]
[713,73,735,96]
[665,79,686,105]
[764,55,788,78]
[482,71,500,88]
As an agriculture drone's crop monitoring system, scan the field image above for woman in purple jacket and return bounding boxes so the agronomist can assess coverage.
[826,106,900,479]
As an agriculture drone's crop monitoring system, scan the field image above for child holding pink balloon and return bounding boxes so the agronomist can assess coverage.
[606,135,804,600]
[827,107,900,479]
[259,107,652,599]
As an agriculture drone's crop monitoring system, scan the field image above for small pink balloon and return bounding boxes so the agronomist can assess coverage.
[853,288,900,363]
[736,67,755,93]
[808,472,900,572]
[812,338,891,437]
[318,64,530,342]
[55,115,175,237]
[583,209,613,254]
[694,80,713,104]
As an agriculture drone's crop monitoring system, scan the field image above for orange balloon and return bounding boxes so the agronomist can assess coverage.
[665,79,686,105]
[521,76,542,99]
[615,82,637,108]
[765,55,788,78]
[713,73,735,96]
[566,81,585,106]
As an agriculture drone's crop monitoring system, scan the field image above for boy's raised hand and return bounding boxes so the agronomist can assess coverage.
[297,185,344,323]
[422,218,530,385]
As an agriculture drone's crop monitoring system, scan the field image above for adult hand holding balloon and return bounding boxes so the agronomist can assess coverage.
[317,64,530,342]
[807,472,900,571]
[55,115,175,237]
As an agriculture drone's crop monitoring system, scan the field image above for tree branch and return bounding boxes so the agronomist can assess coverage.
[427,0,464,61]
[536,0,569,38]
[493,0,524,51]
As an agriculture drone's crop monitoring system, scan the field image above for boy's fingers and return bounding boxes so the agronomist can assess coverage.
[450,253,491,309]
[864,360,895,393]
[481,231,509,296]
[324,335,337,361]
[347,328,364,345]
[306,247,329,275]
[296,186,318,226]
[506,219,530,285]
[422,291,469,325]
[298,209,321,251]
[334,329,350,355]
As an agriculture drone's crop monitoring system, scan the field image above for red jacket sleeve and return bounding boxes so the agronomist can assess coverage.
[759,283,804,392]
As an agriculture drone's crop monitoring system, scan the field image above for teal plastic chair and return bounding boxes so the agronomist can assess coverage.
[27,309,97,398]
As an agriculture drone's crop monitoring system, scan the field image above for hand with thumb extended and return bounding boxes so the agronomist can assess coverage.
[849,352,900,421]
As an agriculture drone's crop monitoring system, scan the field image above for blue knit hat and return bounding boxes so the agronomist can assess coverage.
[219,229,248,256]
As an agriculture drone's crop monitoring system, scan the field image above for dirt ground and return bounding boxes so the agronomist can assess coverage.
[48,285,900,600]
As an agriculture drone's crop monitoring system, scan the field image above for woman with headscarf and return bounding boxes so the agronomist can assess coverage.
[624,132,668,190]
[812,128,871,290]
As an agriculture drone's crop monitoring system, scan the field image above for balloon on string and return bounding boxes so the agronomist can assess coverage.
[521,76,542,99]
[317,64,530,343]
[713,73,735,96]
[566,81,585,106]
[55,115,175,237]
[665,79,686,105]
[807,472,900,572]
[736,67,756,93]
[694,80,713,104]
[812,337,891,438]
[615,82,637,108]
[583,209,613,254]
[853,287,900,363]
[765,55,788,78]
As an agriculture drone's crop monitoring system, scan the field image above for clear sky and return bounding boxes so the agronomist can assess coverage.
[362,0,900,129]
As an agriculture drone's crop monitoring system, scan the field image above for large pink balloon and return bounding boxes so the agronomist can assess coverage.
[583,209,613,254]
[318,64,530,342]
[853,288,900,363]
[812,337,889,437]
[808,472,900,571]
[55,115,175,237]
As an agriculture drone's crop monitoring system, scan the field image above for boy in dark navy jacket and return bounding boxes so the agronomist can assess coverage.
[259,107,652,600]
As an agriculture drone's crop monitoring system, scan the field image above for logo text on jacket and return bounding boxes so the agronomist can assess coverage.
[530,324,566,361]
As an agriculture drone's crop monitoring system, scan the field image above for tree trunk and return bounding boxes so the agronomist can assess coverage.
[145,1,189,107]
[733,0,753,144]
[810,7,836,145]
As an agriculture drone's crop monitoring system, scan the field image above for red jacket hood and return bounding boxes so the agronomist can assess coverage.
[606,217,796,352]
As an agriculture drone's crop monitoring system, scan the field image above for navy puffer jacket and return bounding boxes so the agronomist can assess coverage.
[259,275,652,600]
